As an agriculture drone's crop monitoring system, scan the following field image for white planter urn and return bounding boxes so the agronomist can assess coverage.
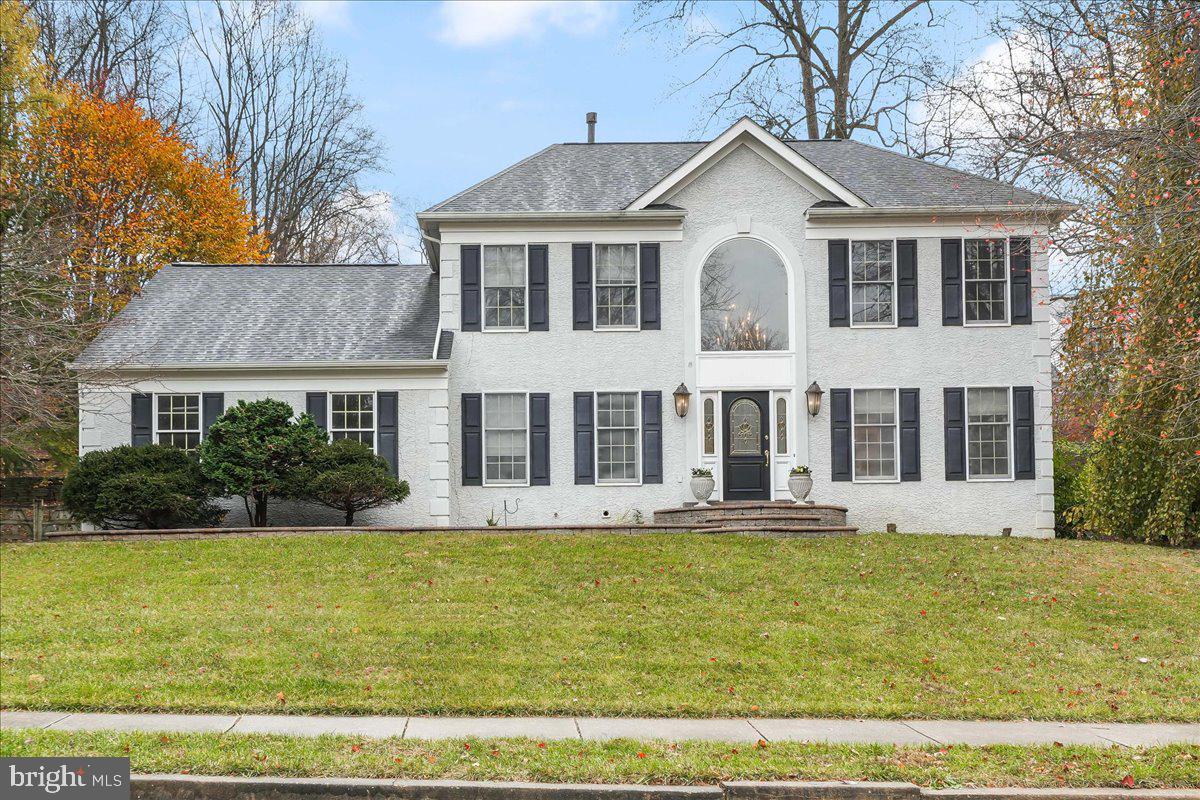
[787,473,813,503]
[690,475,716,505]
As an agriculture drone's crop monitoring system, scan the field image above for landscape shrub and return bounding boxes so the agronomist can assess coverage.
[1053,440,1095,538]
[300,438,410,525]
[62,444,223,529]
[197,399,326,526]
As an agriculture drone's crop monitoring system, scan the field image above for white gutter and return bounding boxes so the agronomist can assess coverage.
[416,209,687,223]
[68,359,449,372]
[806,203,1078,220]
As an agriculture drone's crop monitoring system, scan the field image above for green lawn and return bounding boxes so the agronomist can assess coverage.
[1,730,1197,788]
[1,533,1197,720]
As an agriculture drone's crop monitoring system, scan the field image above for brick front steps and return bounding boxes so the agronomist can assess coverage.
[653,501,857,537]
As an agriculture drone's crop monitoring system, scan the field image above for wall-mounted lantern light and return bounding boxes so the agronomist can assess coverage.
[673,383,691,418]
[805,381,824,417]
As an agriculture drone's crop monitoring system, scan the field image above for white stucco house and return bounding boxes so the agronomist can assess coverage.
[73,117,1070,536]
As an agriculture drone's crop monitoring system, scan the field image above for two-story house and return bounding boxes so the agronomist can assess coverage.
[73,117,1069,535]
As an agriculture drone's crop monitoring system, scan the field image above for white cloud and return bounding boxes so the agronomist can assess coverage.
[435,1,617,47]
[296,0,352,30]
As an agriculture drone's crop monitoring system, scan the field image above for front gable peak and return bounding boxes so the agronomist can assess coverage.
[625,117,869,211]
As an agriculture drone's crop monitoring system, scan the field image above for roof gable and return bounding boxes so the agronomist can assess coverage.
[627,117,867,210]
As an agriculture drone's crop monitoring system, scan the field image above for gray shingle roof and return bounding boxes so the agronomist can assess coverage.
[426,139,1055,213]
[73,264,442,368]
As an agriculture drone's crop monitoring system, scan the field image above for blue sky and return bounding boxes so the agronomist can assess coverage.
[299,0,1004,240]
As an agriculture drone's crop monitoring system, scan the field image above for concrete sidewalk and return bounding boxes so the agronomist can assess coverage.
[3,710,1197,747]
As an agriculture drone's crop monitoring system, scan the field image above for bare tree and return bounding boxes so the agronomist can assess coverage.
[636,0,952,154]
[28,0,190,129]
[181,1,385,263]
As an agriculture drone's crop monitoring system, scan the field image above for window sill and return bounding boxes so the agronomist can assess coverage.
[481,327,530,334]
[596,481,643,488]
[852,477,900,484]
[592,326,642,332]
[480,482,531,488]
[962,321,1012,328]
[849,322,898,330]
[965,476,1015,483]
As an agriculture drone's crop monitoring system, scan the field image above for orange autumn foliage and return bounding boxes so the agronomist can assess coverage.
[14,86,266,317]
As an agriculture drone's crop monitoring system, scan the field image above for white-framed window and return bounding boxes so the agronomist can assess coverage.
[594,243,639,329]
[966,386,1013,480]
[330,392,375,447]
[851,388,898,482]
[156,394,201,451]
[482,244,527,331]
[963,238,1009,325]
[483,392,529,485]
[850,239,895,326]
[774,395,789,455]
[596,391,640,484]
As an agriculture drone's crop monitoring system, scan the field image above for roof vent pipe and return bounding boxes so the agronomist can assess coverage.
[586,111,597,143]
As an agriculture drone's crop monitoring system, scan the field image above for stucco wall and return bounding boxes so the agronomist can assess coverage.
[440,141,1053,536]
[78,373,447,527]
[443,240,690,527]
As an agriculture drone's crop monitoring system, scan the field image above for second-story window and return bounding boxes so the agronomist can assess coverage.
[594,244,639,329]
[483,245,527,330]
[964,239,1008,325]
[850,240,895,326]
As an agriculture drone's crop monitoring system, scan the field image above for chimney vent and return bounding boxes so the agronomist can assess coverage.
[586,111,597,143]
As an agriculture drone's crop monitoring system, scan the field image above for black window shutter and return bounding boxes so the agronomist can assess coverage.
[529,393,550,486]
[202,393,224,436]
[306,392,328,433]
[573,392,595,484]
[899,388,921,481]
[528,244,549,331]
[131,393,152,446]
[896,239,918,327]
[1013,386,1035,479]
[639,243,661,330]
[460,245,481,332]
[828,240,850,327]
[941,239,962,326]
[641,391,663,484]
[944,387,966,480]
[572,244,593,330]
[461,393,483,485]
[1010,237,1033,325]
[830,388,852,481]
[378,391,399,476]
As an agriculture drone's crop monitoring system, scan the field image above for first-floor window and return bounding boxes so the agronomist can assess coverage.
[157,394,200,451]
[484,393,528,485]
[483,244,527,330]
[594,244,639,328]
[331,392,375,446]
[967,387,1012,479]
[596,391,639,483]
[852,388,897,481]
[964,238,1008,324]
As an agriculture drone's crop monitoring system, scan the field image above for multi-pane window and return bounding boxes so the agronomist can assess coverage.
[484,393,528,485]
[596,392,640,483]
[157,394,200,451]
[964,239,1008,324]
[967,387,1012,479]
[850,240,894,325]
[852,389,897,481]
[483,245,526,330]
[330,393,375,446]
[775,396,788,454]
[594,244,639,328]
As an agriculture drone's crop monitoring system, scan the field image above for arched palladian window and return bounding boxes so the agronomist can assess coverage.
[700,238,788,351]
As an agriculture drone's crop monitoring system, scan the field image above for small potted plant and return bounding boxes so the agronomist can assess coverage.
[788,465,813,503]
[690,467,715,505]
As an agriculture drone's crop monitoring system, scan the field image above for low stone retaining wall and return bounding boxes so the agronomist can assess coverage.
[131,775,1200,800]
[43,524,742,543]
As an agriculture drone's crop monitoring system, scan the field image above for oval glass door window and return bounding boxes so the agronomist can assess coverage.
[728,398,761,455]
